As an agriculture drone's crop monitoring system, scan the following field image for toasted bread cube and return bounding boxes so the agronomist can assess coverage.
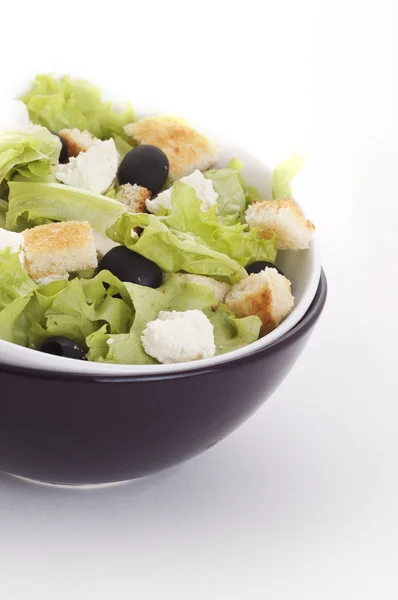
[23,221,97,281]
[59,128,97,158]
[118,183,151,213]
[124,116,216,181]
[245,198,315,250]
[225,267,294,336]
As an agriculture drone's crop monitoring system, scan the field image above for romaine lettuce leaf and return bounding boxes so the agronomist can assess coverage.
[204,158,262,219]
[0,248,37,310]
[0,295,33,343]
[272,151,305,199]
[0,128,61,186]
[86,274,216,364]
[13,279,69,347]
[107,211,248,284]
[162,182,276,266]
[203,305,261,355]
[204,166,246,225]
[22,74,135,142]
[86,275,261,364]
[0,199,8,228]
[6,181,127,233]
[28,276,133,347]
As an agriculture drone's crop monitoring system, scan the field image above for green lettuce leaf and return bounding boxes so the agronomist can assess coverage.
[245,184,262,206]
[87,275,261,364]
[272,151,305,199]
[22,74,135,142]
[13,279,69,347]
[113,134,134,157]
[0,295,34,343]
[6,181,127,233]
[204,166,246,225]
[203,305,262,355]
[0,248,37,310]
[28,276,133,347]
[0,199,8,227]
[162,182,276,266]
[107,211,248,284]
[86,274,219,364]
[0,128,61,186]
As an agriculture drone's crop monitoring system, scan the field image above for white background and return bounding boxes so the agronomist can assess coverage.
[1,0,397,598]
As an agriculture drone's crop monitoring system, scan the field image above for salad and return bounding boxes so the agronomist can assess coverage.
[0,74,315,365]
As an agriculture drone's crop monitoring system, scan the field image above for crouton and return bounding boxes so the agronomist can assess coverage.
[58,128,97,158]
[23,221,97,281]
[245,198,315,250]
[225,267,294,336]
[118,183,151,213]
[176,273,230,303]
[124,116,216,181]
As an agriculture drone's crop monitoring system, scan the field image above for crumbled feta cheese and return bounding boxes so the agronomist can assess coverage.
[35,273,70,287]
[0,228,25,265]
[141,309,215,364]
[54,139,118,194]
[93,232,119,256]
[146,169,218,214]
[0,101,36,132]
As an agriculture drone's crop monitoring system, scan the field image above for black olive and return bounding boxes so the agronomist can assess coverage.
[117,145,169,194]
[98,246,163,289]
[39,336,87,360]
[246,261,285,277]
[50,131,69,164]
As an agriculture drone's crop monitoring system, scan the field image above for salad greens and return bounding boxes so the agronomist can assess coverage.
[0,249,37,309]
[107,211,248,284]
[0,73,306,366]
[0,127,61,187]
[22,74,135,143]
[272,151,305,200]
[107,182,276,284]
[86,274,261,364]
[7,181,127,233]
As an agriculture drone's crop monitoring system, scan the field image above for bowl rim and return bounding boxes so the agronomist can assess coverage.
[0,270,327,382]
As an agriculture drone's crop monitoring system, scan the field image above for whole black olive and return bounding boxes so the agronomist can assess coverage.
[246,261,285,277]
[98,246,163,288]
[50,131,69,164]
[117,145,169,194]
[39,336,87,360]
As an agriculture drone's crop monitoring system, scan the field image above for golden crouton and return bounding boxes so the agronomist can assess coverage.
[59,128,97,158]
[245,198,315,250]
[225,267,294,336]
[23,221,97,281]
[124,116,216,181]
[118,183,151,213]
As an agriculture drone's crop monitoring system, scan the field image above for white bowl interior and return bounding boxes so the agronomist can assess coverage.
[0,109,320,376]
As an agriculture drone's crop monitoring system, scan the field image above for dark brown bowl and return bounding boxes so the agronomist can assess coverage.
[0,271,327,485]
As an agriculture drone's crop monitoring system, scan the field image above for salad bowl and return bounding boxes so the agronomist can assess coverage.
[0,75,326,484]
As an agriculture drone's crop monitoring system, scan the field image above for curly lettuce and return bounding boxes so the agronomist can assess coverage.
[86,274,261,364]
[0,127,61,186]
[22,74,135,143]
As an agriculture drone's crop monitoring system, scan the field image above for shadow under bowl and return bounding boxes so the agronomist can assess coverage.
[0,271,327,486]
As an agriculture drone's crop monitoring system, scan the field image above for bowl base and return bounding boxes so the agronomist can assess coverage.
[2,471,137,490]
